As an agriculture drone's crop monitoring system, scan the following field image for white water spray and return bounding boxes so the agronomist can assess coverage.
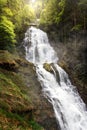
[24,26,87,130]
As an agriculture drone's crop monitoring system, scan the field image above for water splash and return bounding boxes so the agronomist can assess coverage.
[24,26,87,130]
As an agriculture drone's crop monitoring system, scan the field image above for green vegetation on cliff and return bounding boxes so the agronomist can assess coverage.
[0,50,44,130]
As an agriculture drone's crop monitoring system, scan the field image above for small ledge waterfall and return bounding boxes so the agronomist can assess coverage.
[24,26,87,130]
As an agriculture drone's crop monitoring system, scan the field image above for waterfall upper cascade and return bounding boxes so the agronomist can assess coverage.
[24,26,87,130]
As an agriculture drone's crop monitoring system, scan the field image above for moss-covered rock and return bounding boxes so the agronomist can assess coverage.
[43,63,54,73]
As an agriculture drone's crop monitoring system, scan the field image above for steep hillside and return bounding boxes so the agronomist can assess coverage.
[0,50,58,130]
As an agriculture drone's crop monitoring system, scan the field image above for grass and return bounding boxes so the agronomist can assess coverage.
[29,120,44,130]
[0,108,44,130]
[0,108,43,130]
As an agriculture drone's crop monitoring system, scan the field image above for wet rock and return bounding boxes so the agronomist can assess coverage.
[43,63,54,74]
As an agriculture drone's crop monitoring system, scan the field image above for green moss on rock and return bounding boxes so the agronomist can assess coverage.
[43,63,54,73]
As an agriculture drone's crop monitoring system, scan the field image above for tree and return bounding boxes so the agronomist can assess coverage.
[78,0,87,30]
[0,16,16,51]
[0,0,36,51]
[40,0,62,26]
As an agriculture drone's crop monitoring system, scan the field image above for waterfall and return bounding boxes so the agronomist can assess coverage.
[24,26,87,130]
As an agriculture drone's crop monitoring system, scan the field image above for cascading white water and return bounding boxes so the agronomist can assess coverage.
[24,26,87,130]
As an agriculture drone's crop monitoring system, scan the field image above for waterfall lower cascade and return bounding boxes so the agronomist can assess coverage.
[24,26,87,130]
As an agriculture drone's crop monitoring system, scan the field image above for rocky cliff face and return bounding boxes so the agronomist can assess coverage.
[0,50,58,130]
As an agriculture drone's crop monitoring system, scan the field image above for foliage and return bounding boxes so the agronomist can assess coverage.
[40,0,62,26]
[22,5,35,26]
[29,120,44,130]
[0,0,7,7]
[0,0,36,51]
[71,24,82,31]
[40,0,87,35]
[2,7,13,17]
[78,0,87,30]
[0,16,16,52]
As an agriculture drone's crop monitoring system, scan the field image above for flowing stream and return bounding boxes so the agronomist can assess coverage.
[24,26,87,130]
